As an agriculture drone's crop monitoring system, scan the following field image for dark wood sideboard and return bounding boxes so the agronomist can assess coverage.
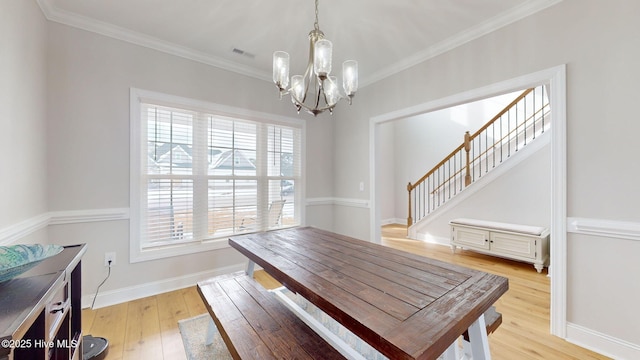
[1,244,86,360]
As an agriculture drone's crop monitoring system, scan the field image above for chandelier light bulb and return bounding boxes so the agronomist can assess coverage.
[313,39,332,79]
[324,76,340,107]
[291,75,305,103]
[273,51,290,91]
[342,60,358,98]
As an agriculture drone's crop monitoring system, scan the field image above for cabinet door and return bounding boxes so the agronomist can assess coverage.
[490,232,536,259]
[452,226,490,250]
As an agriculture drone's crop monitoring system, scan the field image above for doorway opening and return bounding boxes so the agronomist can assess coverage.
[369,65,567,337]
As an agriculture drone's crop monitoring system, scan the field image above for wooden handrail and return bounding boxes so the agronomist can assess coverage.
[407,87,544,229]
[408,88,534,193]
[428,104,550,195]
[407,143,465,192]
[468,88,534,140]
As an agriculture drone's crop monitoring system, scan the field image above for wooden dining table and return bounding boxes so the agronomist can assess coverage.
[229,226,509,360]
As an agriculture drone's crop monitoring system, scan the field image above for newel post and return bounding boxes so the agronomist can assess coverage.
[407,182,413,231]
[464,131,471,186]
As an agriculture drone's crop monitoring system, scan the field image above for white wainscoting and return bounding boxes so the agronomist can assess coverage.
[566,217,640,359]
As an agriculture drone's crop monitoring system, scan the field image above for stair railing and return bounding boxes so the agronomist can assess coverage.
[407,86,550,228]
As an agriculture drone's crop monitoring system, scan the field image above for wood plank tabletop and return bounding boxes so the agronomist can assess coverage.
[229,227,509,360]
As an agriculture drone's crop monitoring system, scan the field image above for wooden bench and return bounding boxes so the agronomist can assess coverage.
[463,306,502,342]
[450,218,550,273]
[197,271,346,360]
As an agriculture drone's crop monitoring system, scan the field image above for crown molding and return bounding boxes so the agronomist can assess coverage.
[37,0,562,88]
[35,0,271,82]
[361,0,564,87]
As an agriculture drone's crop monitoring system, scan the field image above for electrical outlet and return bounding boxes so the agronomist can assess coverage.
[104,252,116,267]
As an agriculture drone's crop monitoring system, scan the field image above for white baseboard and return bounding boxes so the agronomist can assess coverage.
[380,218,405,226]
[83,263,245,309]
[566,322,640,360]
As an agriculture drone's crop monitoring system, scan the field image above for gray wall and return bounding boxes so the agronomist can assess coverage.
[0,0,48,244]
[332,0,640,355]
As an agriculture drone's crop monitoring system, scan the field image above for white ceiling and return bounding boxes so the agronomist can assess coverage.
[37,0,560,87]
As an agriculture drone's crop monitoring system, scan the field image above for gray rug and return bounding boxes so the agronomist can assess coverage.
[178,314,232,360]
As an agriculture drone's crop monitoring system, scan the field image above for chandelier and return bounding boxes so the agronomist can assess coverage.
[272,0,358,116]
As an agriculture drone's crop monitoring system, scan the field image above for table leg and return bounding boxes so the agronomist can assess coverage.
[441,339,460,360]
[246,260,255,277]
[467,313,491,360]
[205,317,215,345]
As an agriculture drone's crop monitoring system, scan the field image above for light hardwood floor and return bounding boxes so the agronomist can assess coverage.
[82,224,611,359]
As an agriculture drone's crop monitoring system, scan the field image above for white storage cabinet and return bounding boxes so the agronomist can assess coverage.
[449,218,549,273]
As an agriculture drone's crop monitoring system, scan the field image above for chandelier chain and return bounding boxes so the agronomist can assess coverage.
[314,0,319,31]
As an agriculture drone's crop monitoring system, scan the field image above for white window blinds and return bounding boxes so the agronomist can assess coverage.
[133,96,302,253]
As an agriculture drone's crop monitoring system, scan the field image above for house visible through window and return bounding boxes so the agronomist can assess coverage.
[130,89,303,261]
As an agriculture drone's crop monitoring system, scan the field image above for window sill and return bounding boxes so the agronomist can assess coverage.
[130,237,230,263]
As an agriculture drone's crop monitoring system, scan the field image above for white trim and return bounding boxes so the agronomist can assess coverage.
[549,65,567,338]
[0,209,131,246]
[305,197,335,206]
[129,88,305,264]
[49,208,130,225]
[83,263,245,309]
[0,214,50,246]
[306,197,370,208]
[380,218,404,226]
[334,198,370,209]
[567,217,640,242]
[566,322,640,360]
[35,0,561,88]
[369,65,567,338]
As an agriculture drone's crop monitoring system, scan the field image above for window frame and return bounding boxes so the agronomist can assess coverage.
[130,88,305,263]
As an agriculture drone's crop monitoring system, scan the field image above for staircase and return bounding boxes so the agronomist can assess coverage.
[406,85,551,231]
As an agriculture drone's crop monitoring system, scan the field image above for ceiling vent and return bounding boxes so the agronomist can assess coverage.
[232,47,255,59]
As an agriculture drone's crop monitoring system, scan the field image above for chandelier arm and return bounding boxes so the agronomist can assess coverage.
[301,62,314,104]
[316,78,324,109]
[296,100,337,116]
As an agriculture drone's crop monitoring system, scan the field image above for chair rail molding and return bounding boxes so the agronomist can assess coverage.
[0,208,131,245]
[306,197,370,208]
[0,214,50,246]
[567,217,640,242]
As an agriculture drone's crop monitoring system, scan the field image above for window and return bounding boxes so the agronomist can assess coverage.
[130,89,303,262]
